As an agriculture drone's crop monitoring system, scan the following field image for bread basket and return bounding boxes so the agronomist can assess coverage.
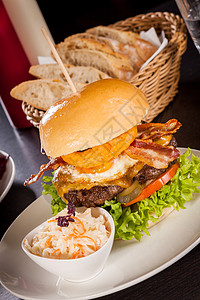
[22,12,187,128]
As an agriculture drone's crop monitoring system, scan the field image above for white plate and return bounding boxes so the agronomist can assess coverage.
[0,150,15,202]
[0,148,200,300]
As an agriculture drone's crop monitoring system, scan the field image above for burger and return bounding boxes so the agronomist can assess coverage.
[25,78,200,241]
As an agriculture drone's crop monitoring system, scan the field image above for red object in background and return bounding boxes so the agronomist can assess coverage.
[0,0,33,128]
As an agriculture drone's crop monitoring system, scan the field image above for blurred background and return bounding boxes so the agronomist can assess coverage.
[36,0,167,43]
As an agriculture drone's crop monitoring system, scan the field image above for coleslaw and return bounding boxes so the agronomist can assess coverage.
[24,208,110,259]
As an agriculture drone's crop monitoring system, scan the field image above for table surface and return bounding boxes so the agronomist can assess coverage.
[1,1,200,299]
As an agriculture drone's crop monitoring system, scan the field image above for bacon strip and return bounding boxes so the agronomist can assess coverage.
[137,119,182,140]
[25,120,181,186]
[24,157,65,186]
[125,139,180,169]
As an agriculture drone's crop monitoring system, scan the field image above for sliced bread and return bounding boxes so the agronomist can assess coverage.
[54,48,136,81]
[98,37,145,71]
[10,79,85,111]
[29,64,109,84]
[87,25,157,62]
[61,35,131,62]
[87,25,141,45]
[54,35,136,80]
[62,33,144,71]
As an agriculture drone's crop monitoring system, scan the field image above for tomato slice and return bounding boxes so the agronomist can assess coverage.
[122,162,180,207]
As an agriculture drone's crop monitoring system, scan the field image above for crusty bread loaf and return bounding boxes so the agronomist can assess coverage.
[87,26,157,62]
[62,33,144,71]
[54,48,136,81]
[10,79,85,111]
[98,37,145,71]
[54,26,157,78]
[54,35,137,81]
[29,64,109,84]
[61,35,132,62]
[87,26,140,45]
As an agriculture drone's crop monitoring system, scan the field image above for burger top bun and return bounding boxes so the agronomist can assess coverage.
[39,78,149,158]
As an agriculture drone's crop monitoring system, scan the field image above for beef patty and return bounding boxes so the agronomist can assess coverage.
[135,164,168,184]
[64,185,123,207]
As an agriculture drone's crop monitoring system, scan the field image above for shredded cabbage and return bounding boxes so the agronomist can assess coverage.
[24,208,110,259]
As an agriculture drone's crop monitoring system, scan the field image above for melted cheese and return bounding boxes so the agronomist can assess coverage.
[53,153,138,199]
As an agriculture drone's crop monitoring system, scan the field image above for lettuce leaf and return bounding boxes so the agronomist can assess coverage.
[41,175,66,215]
[103,148,200,241]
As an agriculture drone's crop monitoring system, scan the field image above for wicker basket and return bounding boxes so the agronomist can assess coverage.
[22,12,187,128]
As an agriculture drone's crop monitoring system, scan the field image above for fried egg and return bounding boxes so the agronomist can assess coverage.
[54,152,137,183]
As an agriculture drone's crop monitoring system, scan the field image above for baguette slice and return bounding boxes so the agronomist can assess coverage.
[54,48,136,81]
[62,33,144,71]
[87,25,140,44]
[10,79,85,111]
[98,37,145,71]
[87,26,157,62]
[61,35,132,63]
[29,64,109,84]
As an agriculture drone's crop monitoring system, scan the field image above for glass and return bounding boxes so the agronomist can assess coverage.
[175,0,200,53]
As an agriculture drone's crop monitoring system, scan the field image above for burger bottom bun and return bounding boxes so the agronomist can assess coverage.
[115,206,175,241]
[147,206,175,229]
